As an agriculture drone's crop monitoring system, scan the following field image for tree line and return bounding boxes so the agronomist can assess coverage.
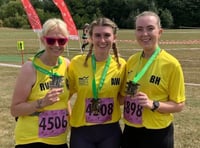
[0,0,200,29]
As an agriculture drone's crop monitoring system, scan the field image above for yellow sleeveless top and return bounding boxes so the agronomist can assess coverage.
[15,56,70,145]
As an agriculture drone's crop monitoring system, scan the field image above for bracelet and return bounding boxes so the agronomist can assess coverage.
[36,99,43,109]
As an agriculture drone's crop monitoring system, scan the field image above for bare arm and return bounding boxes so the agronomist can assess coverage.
[155,101,185,113]
[10,61,38,117]
[10,61,63,117]
[134,92,185,113]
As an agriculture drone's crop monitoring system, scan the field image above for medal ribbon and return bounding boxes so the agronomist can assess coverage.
[32,50,62,76]
[133,46,161,83]
[91,54,111,99]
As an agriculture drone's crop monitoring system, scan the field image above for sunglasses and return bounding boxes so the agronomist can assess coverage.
[44,37,68,46]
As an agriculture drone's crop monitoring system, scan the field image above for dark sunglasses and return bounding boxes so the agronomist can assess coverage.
[44,37,68,46]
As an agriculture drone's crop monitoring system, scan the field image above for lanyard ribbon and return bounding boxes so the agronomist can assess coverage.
[133,46,161,83]
[32,50,62,76]
[91,54,111,99]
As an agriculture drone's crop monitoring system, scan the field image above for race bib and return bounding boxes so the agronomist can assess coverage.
[85,98,114,123]
[38,109,68,138]
[124,96,143,124]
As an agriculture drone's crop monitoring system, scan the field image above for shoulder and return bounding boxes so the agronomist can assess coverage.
[160,50,181,66]
[110,56,126,69]
[60,56,70,67]
[21,60,35,74]
[69,54,87,68]
[127,52,141,63]
[17,60,36,84]
[71,54,86,62]
[118,57,126,65]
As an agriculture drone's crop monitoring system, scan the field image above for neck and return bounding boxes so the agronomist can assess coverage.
[94,52,109,62]
[40,53,58,66]
[142,46,161,58]
[142,50,155,58]
[142,46,159,58]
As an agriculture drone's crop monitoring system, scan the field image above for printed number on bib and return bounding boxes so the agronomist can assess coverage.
[85,98,114,123]
[38,110,68,138]
[124,96,143,124]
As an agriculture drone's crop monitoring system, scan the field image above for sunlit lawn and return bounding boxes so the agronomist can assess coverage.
[0,28,200,148]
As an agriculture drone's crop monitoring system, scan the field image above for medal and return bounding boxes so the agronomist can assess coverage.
[49,75,64,88]
[32,50,64,89]
[91,54,111,114]
[126,81,140,96]
[129,47,161,94]
[91,98,101,114]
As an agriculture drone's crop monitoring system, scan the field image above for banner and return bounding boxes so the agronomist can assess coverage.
[21,0,42,32]
[53,0,79,40]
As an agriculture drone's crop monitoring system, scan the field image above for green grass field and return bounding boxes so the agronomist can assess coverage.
[0,28,200,148]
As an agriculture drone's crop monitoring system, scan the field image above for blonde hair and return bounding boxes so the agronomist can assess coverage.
[41,18,69,37]
[84,17,121,67]
[136,11,161,28]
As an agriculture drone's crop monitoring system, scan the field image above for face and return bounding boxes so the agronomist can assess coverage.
[84,28,88,33]
[91,26,116,55]
[42,27,68,57]
[135,15,162,51]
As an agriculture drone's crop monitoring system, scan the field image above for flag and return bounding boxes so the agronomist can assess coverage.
[21,0,42,32]
[53,0,79,40]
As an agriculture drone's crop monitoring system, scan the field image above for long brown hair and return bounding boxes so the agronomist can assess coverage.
[84,17,121,67]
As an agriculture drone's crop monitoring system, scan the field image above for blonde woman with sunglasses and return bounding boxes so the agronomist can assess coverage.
[11,18,70,148]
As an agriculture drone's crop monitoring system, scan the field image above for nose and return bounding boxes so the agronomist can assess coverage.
[142,29,149,35]
[99,36,106,42]
[54,40,60,46]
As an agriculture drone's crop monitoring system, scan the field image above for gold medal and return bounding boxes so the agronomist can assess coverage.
[49,75,64,88]
[126,81,140,96]
[91,98,101,114]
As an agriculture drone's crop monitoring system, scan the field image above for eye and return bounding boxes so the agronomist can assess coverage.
[147,26,154,32]
[104,33,111,38]
[57,38,68,45]
[94,33,101,38]
[136,27,143,32]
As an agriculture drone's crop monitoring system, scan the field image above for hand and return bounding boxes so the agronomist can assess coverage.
[133,92,153,109]
[42,88,63,107]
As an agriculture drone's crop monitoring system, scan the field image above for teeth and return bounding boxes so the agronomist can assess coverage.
[142,38,149,41]
[99,45,107,48]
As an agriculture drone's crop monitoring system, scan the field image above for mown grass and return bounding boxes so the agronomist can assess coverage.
[0,28,200,148]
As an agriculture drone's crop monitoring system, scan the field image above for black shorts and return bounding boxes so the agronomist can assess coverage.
[70,122,122,148]
[122,123,174,148]
[15,143,68,148]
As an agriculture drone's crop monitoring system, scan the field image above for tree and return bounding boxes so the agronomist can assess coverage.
[158,0,200,28]
[0,0,200,29]
[0,1,29,28]
[160,9,173,28]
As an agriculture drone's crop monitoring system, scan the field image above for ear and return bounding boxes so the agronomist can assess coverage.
[157,28,163,40]
[158,28,163,36]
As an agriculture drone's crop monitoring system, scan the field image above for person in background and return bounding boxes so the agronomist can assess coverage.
[81,23,90,52]
[121,11,186,148]
[68,17,126,148]
[11,18,70,148]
